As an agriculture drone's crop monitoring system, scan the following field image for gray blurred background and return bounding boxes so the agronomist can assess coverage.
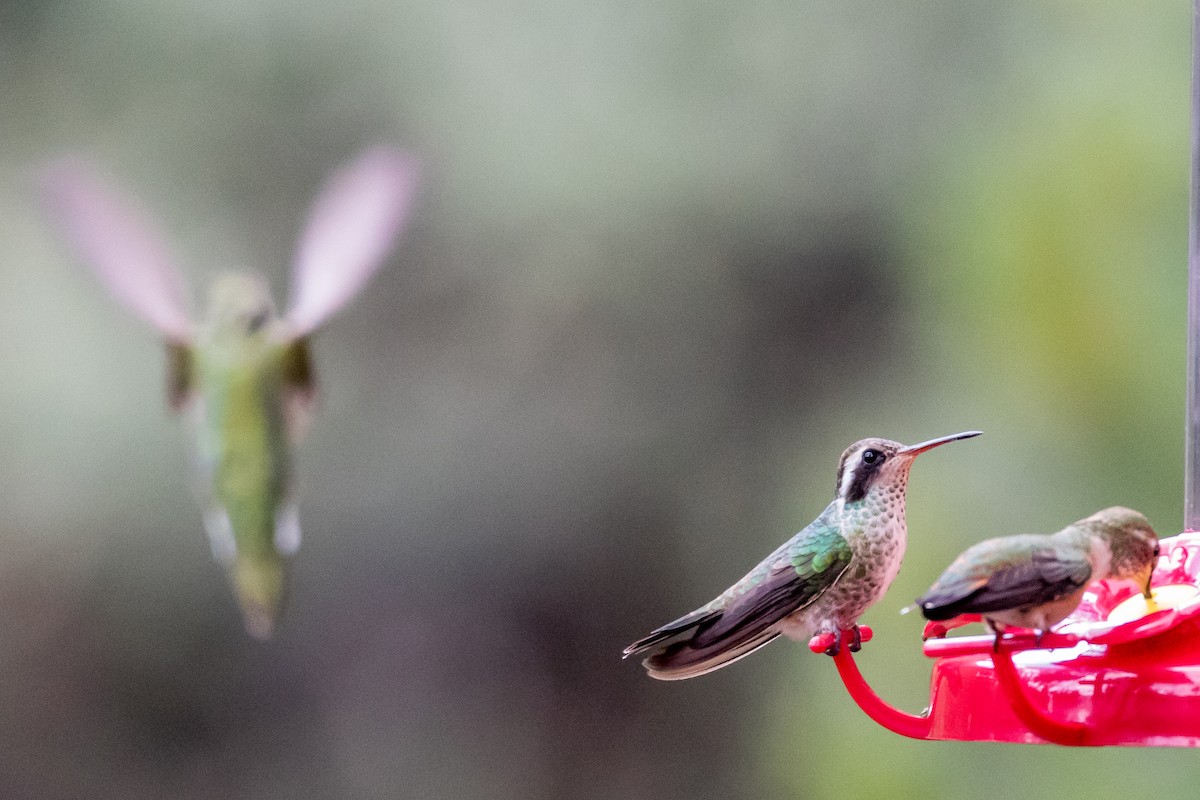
[0,1,1192,798]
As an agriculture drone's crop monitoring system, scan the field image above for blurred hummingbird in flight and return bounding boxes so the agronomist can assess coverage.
[43,146,420,638]
[624,430,981,680]
[916,506,1160,640]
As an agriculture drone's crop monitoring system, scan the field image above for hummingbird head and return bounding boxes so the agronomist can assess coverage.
[1081,506,1160,592]
[834,431,982,505]
[204,273,278,338]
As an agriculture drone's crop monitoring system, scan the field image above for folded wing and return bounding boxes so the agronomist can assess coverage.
[918,535,1092,621]
[626,517,853,680]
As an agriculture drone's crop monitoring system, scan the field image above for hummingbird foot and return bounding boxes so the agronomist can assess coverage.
[808,626,872,655]
[808,629,843,656]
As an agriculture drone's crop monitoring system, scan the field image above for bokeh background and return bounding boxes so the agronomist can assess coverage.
[0,1,1192,798]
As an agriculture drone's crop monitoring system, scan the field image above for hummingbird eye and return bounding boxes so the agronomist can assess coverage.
[861,449,881,466]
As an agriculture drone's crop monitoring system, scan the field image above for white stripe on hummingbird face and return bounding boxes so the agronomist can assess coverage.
[840,448,868,496]
[838,445,869,505]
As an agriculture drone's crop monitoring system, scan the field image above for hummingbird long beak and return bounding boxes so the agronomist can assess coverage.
[897,430,982,457]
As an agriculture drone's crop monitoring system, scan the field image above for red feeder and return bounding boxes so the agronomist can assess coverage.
[812,535,1200,746]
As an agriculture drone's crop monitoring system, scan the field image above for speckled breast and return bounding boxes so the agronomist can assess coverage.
[830,496,909,623]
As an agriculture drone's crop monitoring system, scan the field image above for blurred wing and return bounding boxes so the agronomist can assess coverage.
[285,146,420,335]
[918,536,1092,621]
[42,160,192,342]
[694,520,853,649]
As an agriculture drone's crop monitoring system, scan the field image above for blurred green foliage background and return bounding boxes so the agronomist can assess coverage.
[0,1,1192,797]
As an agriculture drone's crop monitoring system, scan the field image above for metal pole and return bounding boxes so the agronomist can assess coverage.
[1187,0,1200,530]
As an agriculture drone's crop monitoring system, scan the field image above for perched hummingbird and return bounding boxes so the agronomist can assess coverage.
[916,506,1160,638]
[623,431,981,680]
[43,146,420,638]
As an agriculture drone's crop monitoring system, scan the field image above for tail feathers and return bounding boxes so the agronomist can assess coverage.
[643,630,780,681]
[916,588,982,622]
[200,502,295,639]
[231,553,286,640]
[623,607,720,658]
[918,602,966,622]
[624,606,781,681]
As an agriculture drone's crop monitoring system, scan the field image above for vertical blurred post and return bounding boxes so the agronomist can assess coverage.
[1188,0,1200,531]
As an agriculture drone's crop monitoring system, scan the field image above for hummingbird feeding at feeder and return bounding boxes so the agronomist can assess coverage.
[43,146,420,638]
[916,506,1161,641]
[623,430,982,680]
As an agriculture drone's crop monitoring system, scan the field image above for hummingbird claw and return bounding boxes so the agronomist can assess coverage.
[922,621,947,640]
[807,631,837,654]
[987,619,1003,653]
[809,626,869,656]
[848,625,863,653]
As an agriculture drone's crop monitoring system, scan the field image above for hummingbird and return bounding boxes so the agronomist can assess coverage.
[43,146,420,638]
[916,506,1160,639]
[623,430,982,680]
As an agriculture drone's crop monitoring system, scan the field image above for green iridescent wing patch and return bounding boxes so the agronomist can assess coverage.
[790,525,854,583]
